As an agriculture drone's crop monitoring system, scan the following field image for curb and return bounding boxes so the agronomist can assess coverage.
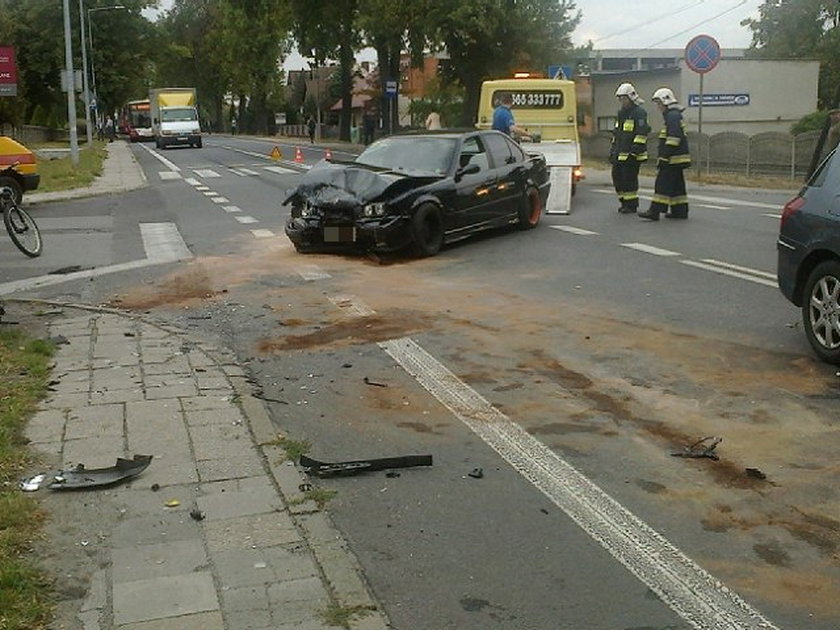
[6,297,391,630]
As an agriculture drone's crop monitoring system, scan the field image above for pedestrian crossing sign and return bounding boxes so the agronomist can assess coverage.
[270,146,282,160]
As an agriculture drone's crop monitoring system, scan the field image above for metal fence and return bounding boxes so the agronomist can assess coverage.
[582,129,824,180]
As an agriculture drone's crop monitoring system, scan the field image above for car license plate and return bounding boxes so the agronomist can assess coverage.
[177,136,188,141]
[324,226,356,242]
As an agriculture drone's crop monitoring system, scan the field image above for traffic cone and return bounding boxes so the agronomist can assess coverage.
[324,148,333,161]
[294,146,304,163]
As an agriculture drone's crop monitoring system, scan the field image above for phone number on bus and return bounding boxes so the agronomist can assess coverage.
[494,90,565,109]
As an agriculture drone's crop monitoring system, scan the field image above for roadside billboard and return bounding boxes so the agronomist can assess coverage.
[0,46,18,97]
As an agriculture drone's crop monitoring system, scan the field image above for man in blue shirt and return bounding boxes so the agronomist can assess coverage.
[492,93,531,140]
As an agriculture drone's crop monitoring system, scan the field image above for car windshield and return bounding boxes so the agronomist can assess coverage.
[356,137,456,175]
[161,108,197,122]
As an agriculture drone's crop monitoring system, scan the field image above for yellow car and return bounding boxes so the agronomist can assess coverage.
[0,136,40,204]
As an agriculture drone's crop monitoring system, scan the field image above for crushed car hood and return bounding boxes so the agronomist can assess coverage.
[284,161,441,208]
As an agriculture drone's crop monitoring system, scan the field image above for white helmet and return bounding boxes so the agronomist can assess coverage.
[615,82,643,104]
[652,87,677,106]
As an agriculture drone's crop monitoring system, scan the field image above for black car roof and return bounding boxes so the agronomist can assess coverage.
[388,129,497,140]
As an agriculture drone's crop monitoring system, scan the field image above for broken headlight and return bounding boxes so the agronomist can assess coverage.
[363,202,387,217]
[292,202,318,219]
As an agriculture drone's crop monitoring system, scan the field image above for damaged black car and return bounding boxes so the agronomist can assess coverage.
[283,130,551,257]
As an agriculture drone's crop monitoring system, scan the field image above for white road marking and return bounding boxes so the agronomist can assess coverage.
[193,169,221,178]
[594,187,780,210]
[549,225,599,235]
[194,186,210,191]
[202,191,219,196]
[297,265,331,281]
[210,197,229,204]
[699,258,776,280]
[0,259,173,296]
[137,143,180,171]
[223,205,242,213]
[219,145,312,170]
[621,242,681,257]
[680,260,777,287]
[264,165,298,175]
[139,222,192,261]
[380,336,778,630]
[159,171,182,180]
[328,294,375,316]
[762,213,781,219]
[185,177,202,186]
[697,203,729,210]
[231,167,259,176]
[234,215,258,224]
[251,229,275,238]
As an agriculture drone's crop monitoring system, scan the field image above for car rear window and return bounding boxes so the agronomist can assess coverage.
[356,137,456,175]
[809,148,839,188]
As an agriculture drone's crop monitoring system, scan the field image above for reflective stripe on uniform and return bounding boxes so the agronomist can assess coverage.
[622,120,635,132]
[665,136,681,146]
[633,135,647,144]
[669,154,691,165]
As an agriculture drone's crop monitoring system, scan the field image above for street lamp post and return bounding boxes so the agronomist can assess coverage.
[79,0,92,144]
[86,5,125,133]
[62,0,79,165]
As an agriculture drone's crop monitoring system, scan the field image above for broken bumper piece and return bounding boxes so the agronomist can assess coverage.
[48,454,153,490]
[300,454,433,478]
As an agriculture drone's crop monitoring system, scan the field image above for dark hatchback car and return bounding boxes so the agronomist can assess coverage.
[777,147,840,364]
[283,130,550,257]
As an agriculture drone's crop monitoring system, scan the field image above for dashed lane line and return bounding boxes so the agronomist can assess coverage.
[223,205,242,213]
[233,215,259,224]
[185,177,202,186]
[621,242,681,257]
[210,196,229,204]
[594,187,780,210]
[297,265,331,281]
[193,169,221,178]
[250,229,275,238]
[379,336,778,630]
[549,225,599,235]
[328,294,375,316]
[159,171,182,180]
[231,167,260,176]
[140,222,193,261]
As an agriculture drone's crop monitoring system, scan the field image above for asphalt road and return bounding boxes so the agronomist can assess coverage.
[3,136,838,630]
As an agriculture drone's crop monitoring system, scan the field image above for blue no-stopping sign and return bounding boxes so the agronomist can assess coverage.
[685,34,721,75]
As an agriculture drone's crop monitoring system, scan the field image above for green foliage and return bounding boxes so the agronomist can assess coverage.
[28,105,48,127]
[791,110,829,134]
[406,76,465,128]
[743,1,840,107]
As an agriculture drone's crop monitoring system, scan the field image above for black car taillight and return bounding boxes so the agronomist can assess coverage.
[780,196,805,231]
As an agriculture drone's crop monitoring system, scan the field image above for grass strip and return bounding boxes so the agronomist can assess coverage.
[33,141,107,193]
[0,329,56,630]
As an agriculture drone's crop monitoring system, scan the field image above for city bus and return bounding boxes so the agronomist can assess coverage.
[118,99,153,142]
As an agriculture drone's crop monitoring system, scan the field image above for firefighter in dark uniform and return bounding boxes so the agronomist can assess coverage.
[610,83,650,214]
[639,87,691,221]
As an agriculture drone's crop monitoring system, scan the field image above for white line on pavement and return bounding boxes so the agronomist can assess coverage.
[193,169,220,178]
[210,197,229,204]
[297,265,331,281]
[202,191,218,196]
[549,225,599,235]
[328,294,375,316]
[185,177,202,186]
[264,165,298,175]
[250,229,274,238]
[594,187,780,210]
[138,143,180,171]
[379,336,778,630]
[621,242,682,257]
[234,215,258,224]
[680,260,777,287]
[139,222,193,261]
[158,171,182,180]
[697,204,729,210]
[231,167,260,176]
[223,205,242,213]
[699,258,776,280]
[762,213,781,219]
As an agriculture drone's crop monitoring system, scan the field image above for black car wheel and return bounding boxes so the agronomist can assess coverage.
[411,203,444,257]
[0,176,23,206]
[517,186,542,230]
[802,260,840,364]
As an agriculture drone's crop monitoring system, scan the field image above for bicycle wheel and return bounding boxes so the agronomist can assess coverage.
[4,202,42,257]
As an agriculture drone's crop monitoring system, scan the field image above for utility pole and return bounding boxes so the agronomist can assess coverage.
[62,0,79,165]
[79,0,92,144]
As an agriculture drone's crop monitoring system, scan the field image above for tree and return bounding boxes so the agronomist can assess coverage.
[743,0,840,107]
[427,0,581,125]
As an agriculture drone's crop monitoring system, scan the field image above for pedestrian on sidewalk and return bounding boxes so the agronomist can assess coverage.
[639,87,691,221]
[307,116,316,143]
[104,115,115,143]
[610,83,649,214]
[362,111,375,145]
[425,110,442,130]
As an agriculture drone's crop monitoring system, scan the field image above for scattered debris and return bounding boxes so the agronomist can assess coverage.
[189,508,206,521]
[253,390,289,405]
[48,454,153,490]
[363,376,388,388]
[298,482,313,492]
[48,334,70,346]
[467,468,484,479]
[34,309,64,317]
[165,499,181,508]
[341,363,353,368]
[300,454,433,478]
[151,483,160,492]
[745,467,767,480]
[19,473,47,492]
[671,436,721,461]
[187,315,211,320]
[385,471,401,478]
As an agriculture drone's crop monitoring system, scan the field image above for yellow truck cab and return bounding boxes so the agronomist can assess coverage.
[477,76,581,214]
[0,136,39,204]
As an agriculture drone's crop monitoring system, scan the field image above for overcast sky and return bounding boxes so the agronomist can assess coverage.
[573,0,763,50]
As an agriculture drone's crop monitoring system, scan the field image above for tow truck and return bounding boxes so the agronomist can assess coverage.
[477,74,582,214]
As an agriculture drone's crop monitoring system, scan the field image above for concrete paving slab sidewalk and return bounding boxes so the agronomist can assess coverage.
[9,300,390,630]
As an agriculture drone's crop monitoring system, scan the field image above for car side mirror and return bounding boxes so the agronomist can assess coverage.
[455,163,480,181]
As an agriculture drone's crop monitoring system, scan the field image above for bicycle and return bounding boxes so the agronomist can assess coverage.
[1,166,42,257]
